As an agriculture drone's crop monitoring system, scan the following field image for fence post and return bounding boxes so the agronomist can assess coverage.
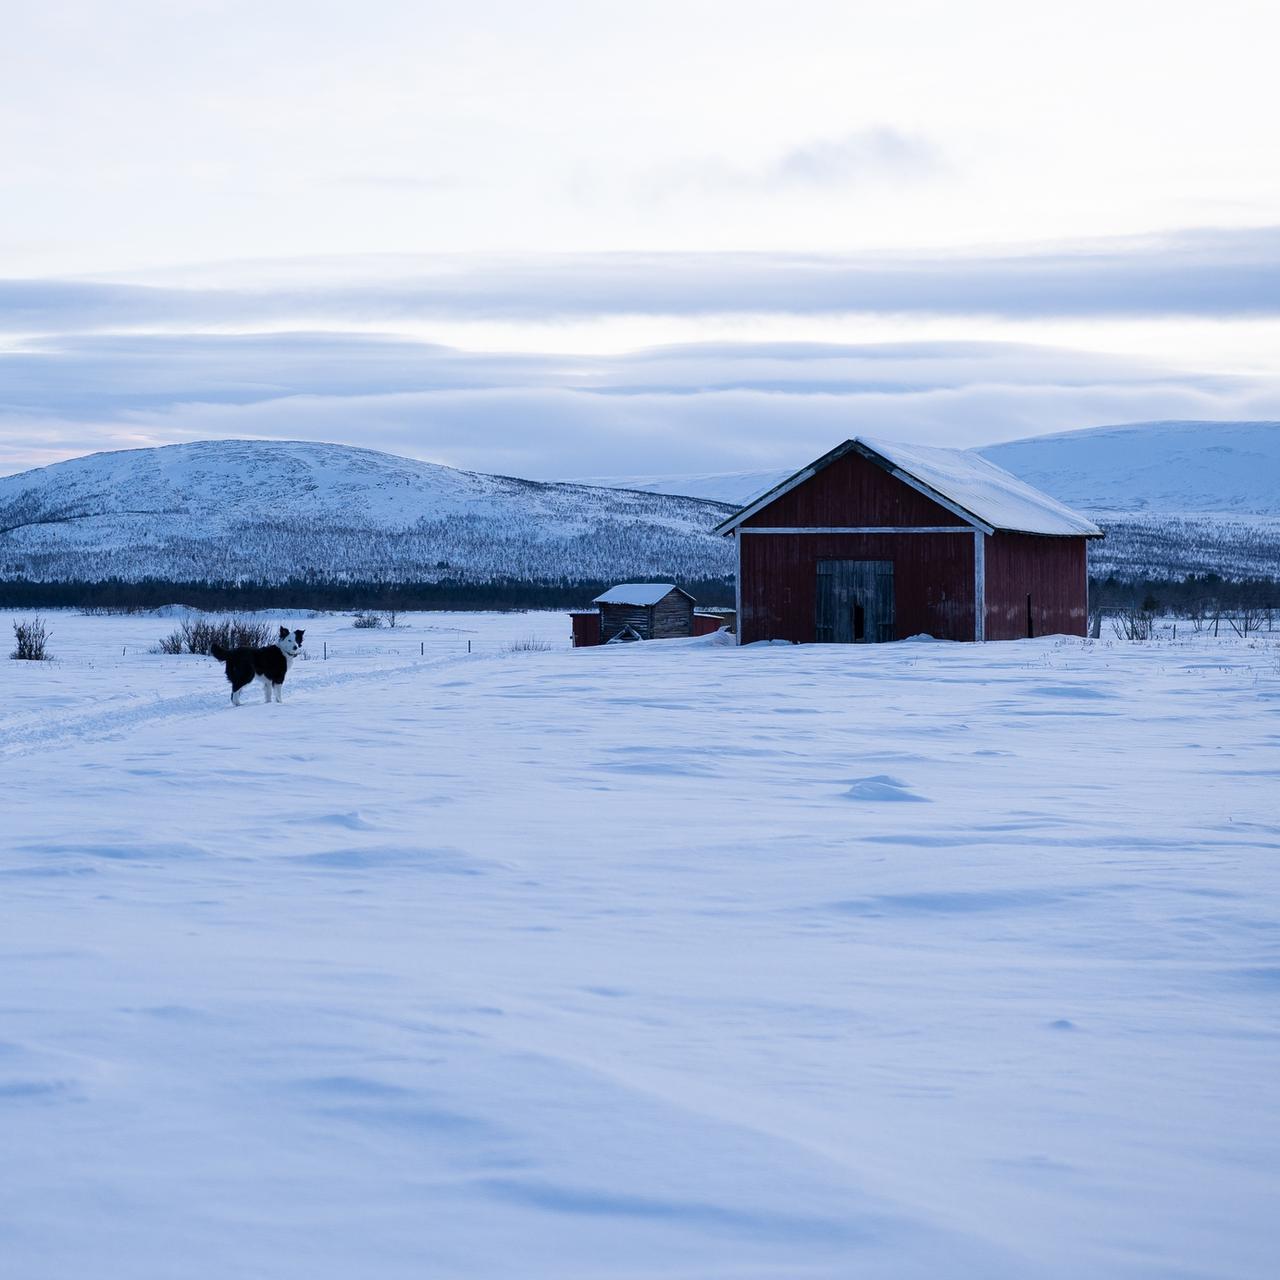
[323,641,327,660]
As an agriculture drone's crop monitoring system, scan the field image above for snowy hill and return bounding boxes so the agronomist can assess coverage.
[582,422,1280,514]
[573,468,793,507]
[978,421,1280,580]
[582,422,1280,580]
[978,420,1280,515]
[4,424,1277,589]
[0,439,734,586]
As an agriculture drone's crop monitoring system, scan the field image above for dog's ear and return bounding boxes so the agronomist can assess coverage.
[279,625,290,638]
[295,630,305,643]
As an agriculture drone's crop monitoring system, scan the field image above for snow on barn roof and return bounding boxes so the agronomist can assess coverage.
[715,437,1103,538]
[593,583,684,606]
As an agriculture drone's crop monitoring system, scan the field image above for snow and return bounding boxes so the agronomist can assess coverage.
[856,437,1102,535]
[593,583,680,606]
[8,428,1279,588]
[0,438,512,527]
[1085,510,1280,580]
[981,420,1280,515]
[580,423,1280,574]
[0,439,733,584]
[579,422,1280,522]
[3,609,1279,1278]
[573,468,793,506]
[635,440,1102,537]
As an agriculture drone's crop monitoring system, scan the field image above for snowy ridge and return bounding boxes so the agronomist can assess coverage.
[579,421,1280,578]
[857,437,1101,536]
[579,422,1280,516]
[0,439,735,584]
[573,468,793,507]
[4,425,1277,586]
[978,420,1280,515]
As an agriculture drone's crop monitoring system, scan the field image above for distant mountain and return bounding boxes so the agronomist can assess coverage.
[573,469,792,508]
[581,421,1280,513]
[978,420,1280,515]
[579,421,1280,581]
[0,440,735,586]
[5,424,1277,592]
[977,421,1280,580]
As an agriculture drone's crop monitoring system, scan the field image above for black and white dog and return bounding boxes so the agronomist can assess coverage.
[211,626,304,705]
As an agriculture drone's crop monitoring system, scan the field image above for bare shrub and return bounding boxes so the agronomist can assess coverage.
[1226,601,1271,637]
[11,617,51,660]
[154,617,273,656]
[352,611,384,629]
[1111,607,1155,641]
[506,634,554,653]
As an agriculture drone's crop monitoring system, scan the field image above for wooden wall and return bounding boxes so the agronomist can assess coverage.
[735,449,1093,644]
[600,602,653,641]
[984,533,1089,639]
[742,451,968,529]
[652,592,695,639]
[600,591,695,641]
[739,531,976,643]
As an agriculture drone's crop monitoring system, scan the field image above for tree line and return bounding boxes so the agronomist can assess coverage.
[0,575,737,613]
[2,569,1271,620]
[1089,573,1280,615]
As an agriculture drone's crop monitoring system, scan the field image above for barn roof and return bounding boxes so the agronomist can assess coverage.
[714,438,1104,538]
[593,583,690,606]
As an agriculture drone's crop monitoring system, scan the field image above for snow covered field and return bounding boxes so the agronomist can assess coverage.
[3,611,1279,1278]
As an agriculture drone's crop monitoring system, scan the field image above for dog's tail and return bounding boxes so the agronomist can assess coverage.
[210,643,229,662]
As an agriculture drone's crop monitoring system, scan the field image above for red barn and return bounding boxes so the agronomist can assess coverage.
[715,438,1103,645]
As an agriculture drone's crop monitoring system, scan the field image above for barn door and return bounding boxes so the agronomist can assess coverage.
[815,560,895,643]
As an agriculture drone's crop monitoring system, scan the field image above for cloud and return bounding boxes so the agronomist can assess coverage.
[2,334,1277,479]
[0,332,1201,417]
[5,227,1280,331]
[326,174,461,192]
[771,128,944,186]
[644,127,946,200]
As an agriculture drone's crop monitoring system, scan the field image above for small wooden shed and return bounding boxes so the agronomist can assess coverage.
[594,583,696,643]
[715,438,1103,644]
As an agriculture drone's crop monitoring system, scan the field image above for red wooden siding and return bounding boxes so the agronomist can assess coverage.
[739,531,976,643]
[570,611,602,647]
[741,451,967,528]
[734,446,1092,644]
[984,533,1089,639]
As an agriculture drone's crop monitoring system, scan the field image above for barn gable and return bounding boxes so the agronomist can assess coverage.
[716,438,1102,538]
[734,448,969,531]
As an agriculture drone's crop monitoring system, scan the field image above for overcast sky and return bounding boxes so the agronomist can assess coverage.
[3,0,1279,477]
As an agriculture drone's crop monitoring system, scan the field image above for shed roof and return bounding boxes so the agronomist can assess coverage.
[714,437,1103,538]
[593,583,690,606]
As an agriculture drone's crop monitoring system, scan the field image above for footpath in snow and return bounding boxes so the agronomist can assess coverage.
[2,610,1279,1279]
